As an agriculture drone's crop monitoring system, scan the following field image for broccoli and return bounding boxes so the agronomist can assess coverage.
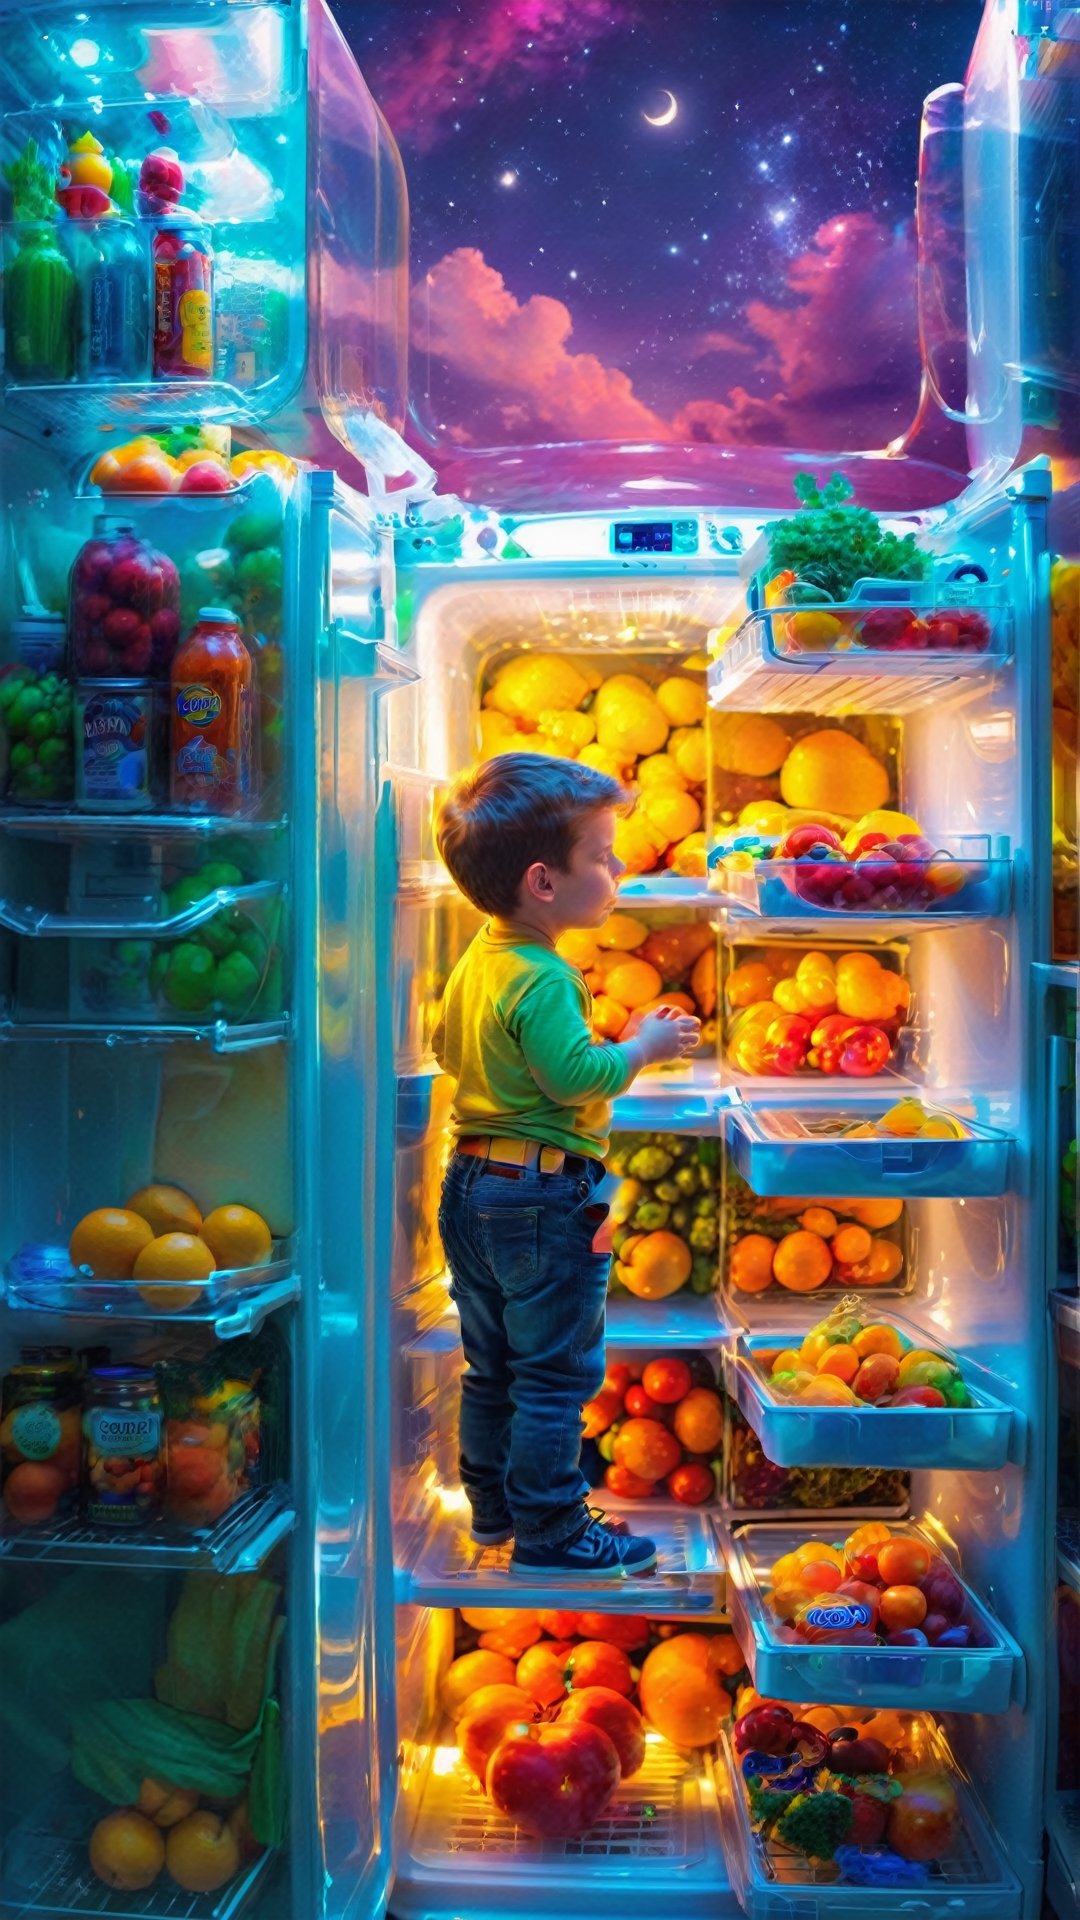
[776,1790,853,1861]
[746,1782,793,1832]
[765,472,931,604]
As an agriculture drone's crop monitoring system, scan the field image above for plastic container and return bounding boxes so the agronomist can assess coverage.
[724,1522,1023,1711]
[3,223,75,384]
[75,218,150,382]
[722,1399,909,1520]
[4,1240,298,1335]
[726,1328,1018,1470]
[68,518,182,681]
[722,1173,911,1305]
[725,1103,1012,1199]
[722,940,911,1083]
[709,834,1011,921]
[152,218,214,379]
[715,1719,1022,1920]
[607,1131,721,1305]
[160,1360,262,1531]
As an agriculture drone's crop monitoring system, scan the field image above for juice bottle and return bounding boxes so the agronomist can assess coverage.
[170,607,255,814]
[4,225,75,383]
[152,219,213,378]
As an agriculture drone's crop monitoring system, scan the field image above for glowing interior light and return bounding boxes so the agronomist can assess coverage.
[70,37,100,66]
[432,1745,462,1776]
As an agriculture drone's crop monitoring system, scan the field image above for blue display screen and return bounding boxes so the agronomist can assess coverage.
[612,522,673,553]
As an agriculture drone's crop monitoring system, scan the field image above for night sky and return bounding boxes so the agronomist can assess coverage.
[334,0,983,463]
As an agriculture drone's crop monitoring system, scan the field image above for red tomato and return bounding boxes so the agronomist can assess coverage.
[558,1686,646,1778]
[537,1611,581,1638]
[641,1357,693,1404]
[575,1613,651,1652]
[487,1722,621,1837]
[878,1584,928,1632]
[604,1462,656,1499]
[666,1463,715,1505]
[623,1384,665,1419]
[876,1538,932,1587]
[563,1640,635,1697]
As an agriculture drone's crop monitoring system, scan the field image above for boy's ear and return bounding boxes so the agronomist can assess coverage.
[522,860,556,903]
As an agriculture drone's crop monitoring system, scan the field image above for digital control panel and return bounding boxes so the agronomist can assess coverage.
[610,519,699,556]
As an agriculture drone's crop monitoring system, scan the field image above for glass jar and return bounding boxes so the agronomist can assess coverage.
[82,1364,165,1528]
[1,1347,81,1526]
[69,518,181,682]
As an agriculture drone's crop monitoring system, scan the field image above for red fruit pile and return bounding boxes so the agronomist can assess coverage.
[767,1525,986,1651]
[70,533,181,681]
[855,606,990,653]
[782,825,967,912]
[584,1353,723,1504]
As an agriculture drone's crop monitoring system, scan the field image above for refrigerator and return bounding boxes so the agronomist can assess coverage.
[0,4,1070,1920]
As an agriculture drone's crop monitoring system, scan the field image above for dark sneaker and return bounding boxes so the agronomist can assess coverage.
[471,1516,513,1547]
[510,1519,657,1578]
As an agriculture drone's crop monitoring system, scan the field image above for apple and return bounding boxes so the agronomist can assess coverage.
[891,1385,947,1408]
[558,1686,646,1778]
[179,460,235,495]
[487,1722,621,1837]
[733,1703,794,1756]
[457,1684,536,1784]
[885,1771,959,1862]
[828,1735,890,1775]
[845,1790,889,1845]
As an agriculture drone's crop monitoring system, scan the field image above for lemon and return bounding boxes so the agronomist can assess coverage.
[656,676,706,725]
[780,729,889,816]
[597,912,649,951]
[485,655,591,720]
[842,808,922,853]
[713,714,790,777]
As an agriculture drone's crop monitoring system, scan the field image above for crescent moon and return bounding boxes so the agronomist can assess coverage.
[644,89,678,128]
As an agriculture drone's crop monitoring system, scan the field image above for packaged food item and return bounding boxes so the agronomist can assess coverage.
[76,680,163,812]
[76,219,149,381]
[152,220,213,379]
[161,1363,262,1529]
[81,1363,165,1528]
[1,1347,81,1525]
[4,224,76,383]
[170,609,255,813]
[69,519,181,681]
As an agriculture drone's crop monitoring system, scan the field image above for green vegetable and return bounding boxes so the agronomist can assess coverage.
[689,1216,718,1252]
[633,1201,670,1231]
[746,1782,792,1831]
[628,1146,674,1181]
[160,943,217,1012]
[776,1789,853,1860]
[654,1180,681,1203]
[765,471,931,603]
[215,950,262,1018]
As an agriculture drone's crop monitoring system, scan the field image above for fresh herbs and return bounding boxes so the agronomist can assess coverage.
[765,472,930,602]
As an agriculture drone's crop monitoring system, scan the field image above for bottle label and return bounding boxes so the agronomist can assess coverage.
[176,684,222,728]
[88,1408,160,1459]
[10,1401,61,1461]
[179,288,212,371]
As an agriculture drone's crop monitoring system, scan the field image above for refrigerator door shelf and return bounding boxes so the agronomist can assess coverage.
[614,1057,727,1133]
[0,1482,294,1575]
[617,876,718,910]
[725,1103,1012,1198]
[708,838,1011,923]
[395,1726,735,1920]
[3,1240,300,1340]
[395,1503,724,1612]
[0,1015,290,1051]
[710,600,1012,721]
[725,1333,1019,1471]
[410,1285,730,1353]
[714,1723,1021,1920]
[724,1522,1023,1713]
[1,1783,276,1920]
[0,809,288,843]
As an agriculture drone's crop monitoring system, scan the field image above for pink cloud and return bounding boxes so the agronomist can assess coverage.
[690,330,756,358]
[369,0,635,151]
[412,246,668,442]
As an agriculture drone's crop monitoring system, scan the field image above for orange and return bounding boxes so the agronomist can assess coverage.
[557,930,602,970]
[87,449,123,490]
[794,1541,845,1570]
[797,1375,859,1405]
[478,1617,543,1659]
[844,1199,904,1229]
[597,912,649,951]
[817,1344,860,1384]
[603,957,663,1010]
[729,1233,776,1294]
[200,1204,273,1270]
[132,1232,217,1311]
[769,1348,802,1376]
[726,960,776,1008]
[116,454,180,494]
[460,1607,537,1631]
[639,1635,731,1747]
[637,785,702,846]
[137,1779,200,1829]
[634,992,696,1020]
[2,1459,66,1525]
[847,1240,904,1287]
[164,1810,241,1894]
[671,727,707,784]
[441,1649,518,1717]
[70,1208,154,1279]
[772,1230,833,1292]
[713,714,790,777]
[615,1229,693,1300]
[852,1323,904,1360]
[592,994,629,1038]
[831,1224,872,1264]
[125,1183,202,1238]
[89,1810,165,1891]
[781,729,890,817]
[799,1207,838,1237]
[657,676,706,726]
[672,1387,724,1454]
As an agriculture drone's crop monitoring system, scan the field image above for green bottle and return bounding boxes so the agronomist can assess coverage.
[5,225,75,383]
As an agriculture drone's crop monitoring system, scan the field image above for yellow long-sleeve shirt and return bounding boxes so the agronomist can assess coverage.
[431,920,637,1158]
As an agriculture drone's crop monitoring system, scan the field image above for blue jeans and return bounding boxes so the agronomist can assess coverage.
[438,1150,611,1547]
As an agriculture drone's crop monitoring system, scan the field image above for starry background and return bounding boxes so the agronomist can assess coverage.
[334,0,983,464]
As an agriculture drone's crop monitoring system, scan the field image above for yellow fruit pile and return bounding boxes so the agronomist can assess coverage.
[68,1185,273,1311]
[89,1780,256,1896]
[557,911,716,1046]
[480,657,707,875]
[843,1098,969,1142]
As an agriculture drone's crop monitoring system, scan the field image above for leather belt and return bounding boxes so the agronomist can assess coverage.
[456,1134,569,1177]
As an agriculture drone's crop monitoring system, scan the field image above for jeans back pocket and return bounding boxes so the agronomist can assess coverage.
[478,1206,542,1296]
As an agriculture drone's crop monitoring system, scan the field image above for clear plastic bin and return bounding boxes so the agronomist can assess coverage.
[725,1103,1012,1199]
[726,1327,1018,1471]
[722,1172,912,1306]
[722,1399,909,1521]
[724,1522,1022,1712]
[608,1130,721,1308]
[722,938,912,1086]
[4,1239,299,1338]
[715,1719,1021,1920]
[709,834,1011,921]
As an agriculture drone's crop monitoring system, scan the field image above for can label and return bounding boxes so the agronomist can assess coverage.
[88,1409,160,1457]
[77,684,154,811]
[10,1400,61,1461]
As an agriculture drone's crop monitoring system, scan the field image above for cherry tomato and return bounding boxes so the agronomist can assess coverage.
[876,1538,932,1587]
[641,1357,693,1404]
[623,1384,665,1419]
[666,1462,715,1505]
[603,1462,656,1499]
[878,1584,928,1632]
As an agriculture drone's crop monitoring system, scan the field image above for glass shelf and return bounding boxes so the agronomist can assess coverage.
[709,597,1012,720]
[616,876,716,909]
[726,1328,1019,1471]
[1,1783,274,1920]
[714,1722,1020,1920]
[394,1500,723,1612]
[0,1484,294,1574]
[724,1521,1022,1712]
[725,1101,1012,1199]
[613,1058,726,1133]
[4,374,271,437]
[708,837,1011,922]
[0,1016,290,1052]
[3,1244,299,1340]
[604,1289,728,1348]
[0,810,288,843]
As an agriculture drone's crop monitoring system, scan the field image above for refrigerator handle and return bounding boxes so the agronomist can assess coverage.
[915,81,1010,428]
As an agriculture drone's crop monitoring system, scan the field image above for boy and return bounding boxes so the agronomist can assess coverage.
[433,752,700,1577]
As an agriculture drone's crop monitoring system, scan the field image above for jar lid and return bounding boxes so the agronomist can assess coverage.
[197,608,240,624]
[87,1364,157,1385]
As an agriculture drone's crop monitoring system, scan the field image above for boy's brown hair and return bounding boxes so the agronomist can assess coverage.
[436,751,628,916]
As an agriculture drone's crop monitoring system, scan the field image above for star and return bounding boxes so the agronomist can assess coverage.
[498,169,518,187]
